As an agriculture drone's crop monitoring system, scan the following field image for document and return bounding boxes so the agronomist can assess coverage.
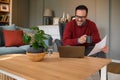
[87,35,107,56]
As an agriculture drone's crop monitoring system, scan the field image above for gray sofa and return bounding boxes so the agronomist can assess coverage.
[0,25,52,55]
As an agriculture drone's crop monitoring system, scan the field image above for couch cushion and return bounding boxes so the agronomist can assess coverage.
[16,27,34,33]
[0,25,16,30]
[3,30,24,47]
[0,25,17,46]
[0,47,26,55]
[19,45,30,51]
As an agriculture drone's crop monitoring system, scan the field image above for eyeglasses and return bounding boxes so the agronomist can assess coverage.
[75,15,86,19]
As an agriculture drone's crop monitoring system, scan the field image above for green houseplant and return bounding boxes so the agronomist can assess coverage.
[23,27,50,61]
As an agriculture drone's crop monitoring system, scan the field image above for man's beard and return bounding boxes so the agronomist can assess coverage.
[77,20,86,27]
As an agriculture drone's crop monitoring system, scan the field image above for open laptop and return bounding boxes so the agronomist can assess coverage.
[58,46,85,58]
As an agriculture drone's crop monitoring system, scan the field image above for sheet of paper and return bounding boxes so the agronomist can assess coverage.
[87,35,107,56]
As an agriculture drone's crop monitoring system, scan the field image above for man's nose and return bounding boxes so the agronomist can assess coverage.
[78,18,82,21]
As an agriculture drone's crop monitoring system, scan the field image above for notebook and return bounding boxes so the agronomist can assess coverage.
[58,46,85,58]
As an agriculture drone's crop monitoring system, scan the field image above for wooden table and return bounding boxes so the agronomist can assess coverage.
[0,52,111,80]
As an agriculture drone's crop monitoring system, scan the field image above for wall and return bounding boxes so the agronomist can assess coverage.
[29,0,43,27]
[44,0,96,22]
[110,0,120,60]
[96,0,109,38]
[12,0,29,27]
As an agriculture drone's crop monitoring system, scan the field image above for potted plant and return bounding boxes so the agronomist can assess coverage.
[23,26,50,61]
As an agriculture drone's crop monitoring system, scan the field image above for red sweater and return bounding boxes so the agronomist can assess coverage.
[62,19,101,46]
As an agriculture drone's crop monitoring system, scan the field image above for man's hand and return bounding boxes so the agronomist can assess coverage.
[79,35,87,44]
[101,46,109,53]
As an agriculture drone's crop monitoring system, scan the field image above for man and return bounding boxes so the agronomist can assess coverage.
[63,5,108,57]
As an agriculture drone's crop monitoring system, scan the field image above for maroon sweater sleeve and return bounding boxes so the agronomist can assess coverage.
[62,21,79,46]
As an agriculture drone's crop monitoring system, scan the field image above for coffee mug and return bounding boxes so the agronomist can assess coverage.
[86,36,92,43]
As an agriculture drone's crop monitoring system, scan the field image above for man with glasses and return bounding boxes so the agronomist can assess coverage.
[63,5,108,57]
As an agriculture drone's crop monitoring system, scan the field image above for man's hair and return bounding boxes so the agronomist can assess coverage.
[75,5,88,15]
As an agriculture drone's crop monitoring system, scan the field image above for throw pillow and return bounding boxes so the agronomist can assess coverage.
[0,24,17,46]
[3,30,24,47]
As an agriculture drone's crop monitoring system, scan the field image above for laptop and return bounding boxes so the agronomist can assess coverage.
[58,46,85,58]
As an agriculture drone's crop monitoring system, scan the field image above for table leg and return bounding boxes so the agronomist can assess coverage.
[101,66,107,80]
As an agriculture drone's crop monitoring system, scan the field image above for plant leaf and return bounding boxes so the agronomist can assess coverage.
[23,33,31,44]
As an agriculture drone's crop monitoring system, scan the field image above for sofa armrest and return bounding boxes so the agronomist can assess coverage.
[44,35,53,47]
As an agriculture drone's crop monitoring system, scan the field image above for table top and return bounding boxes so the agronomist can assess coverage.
[0,52,111,80]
